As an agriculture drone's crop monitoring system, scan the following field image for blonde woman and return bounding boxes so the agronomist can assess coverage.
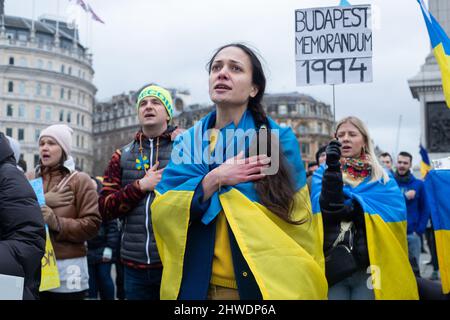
[311,116,419,300]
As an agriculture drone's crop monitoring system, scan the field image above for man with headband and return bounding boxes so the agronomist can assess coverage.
[99,84,178,300]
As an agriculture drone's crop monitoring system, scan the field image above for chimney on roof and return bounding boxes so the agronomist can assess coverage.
[0,0,4,16]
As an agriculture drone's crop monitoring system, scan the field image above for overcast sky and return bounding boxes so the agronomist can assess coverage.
[6,0,433,166]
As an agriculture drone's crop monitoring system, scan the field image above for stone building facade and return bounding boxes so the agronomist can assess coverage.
[0,11,96,173]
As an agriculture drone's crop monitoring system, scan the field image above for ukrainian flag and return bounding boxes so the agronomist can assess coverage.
[311,166,419,300]
[418,0,450,108]
[151,110,328,300]
[425,169,450,294]
[419,144,432,178]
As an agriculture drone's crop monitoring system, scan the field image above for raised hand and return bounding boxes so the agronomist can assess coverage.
[138,162,164,192]
[326,140,342,170]
[44,185,74,208]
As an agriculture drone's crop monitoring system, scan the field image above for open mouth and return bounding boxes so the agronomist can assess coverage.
[144,114,155,119]
[342,146,352,151]
[42,154,51,161]
[214,84,232,90]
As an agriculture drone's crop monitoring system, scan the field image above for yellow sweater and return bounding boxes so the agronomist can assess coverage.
[209,129,237,289]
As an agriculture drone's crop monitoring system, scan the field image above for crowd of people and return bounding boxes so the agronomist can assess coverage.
[0,43,448,300]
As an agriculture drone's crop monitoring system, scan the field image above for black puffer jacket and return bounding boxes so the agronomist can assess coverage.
[319,168,370,270]
[0,132,46,300]
[87,219,120,264]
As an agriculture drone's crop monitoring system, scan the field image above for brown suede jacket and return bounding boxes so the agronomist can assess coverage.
[38,166,101,260]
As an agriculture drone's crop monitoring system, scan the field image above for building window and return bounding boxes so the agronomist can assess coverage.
[8,81,14,93]
[35,105,41,119]
[60,88,65,99]
[18,33,27,42]
[68,66,72,75]
[45,107,52,121]
[301,142,310,156]
[19,82,25,95]
[298,103,306,115]
[298,125,307,134]
[9,57,14,65]
[35,129,41,142]
[59,110,64,122]
[81,158,84,171]
[76,135,80,147]
[37,59,44,69]
[81,136,84,148]
[7,104,13,117]
[18,129,25,141]
[77,113,80,125]
[68,90,72,101]
[36,83,42,96]
[34,154,40,168]
[19,104,26,118]
[61,64,65,73]
[47,84,52,97]
[6,128,13,137]
[278,105,287,115]
[47,61,53,71]
[67,112,71,123]
[81,115,85,127]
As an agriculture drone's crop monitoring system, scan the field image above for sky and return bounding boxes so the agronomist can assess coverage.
[5,0,433,166]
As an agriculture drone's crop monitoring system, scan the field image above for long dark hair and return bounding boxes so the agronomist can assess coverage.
[207,43,305,225]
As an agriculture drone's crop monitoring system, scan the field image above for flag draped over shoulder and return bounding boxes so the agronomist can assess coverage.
[311,166,419,300]
[425,169,450,294]
[418,0,450,108]
[151,110,327,300]
[420,144,432,178]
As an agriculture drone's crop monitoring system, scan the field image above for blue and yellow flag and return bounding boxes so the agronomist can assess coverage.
[418,0,450,108]
[425,169,450,294]
[151,110,327,300]
[419,144,432,178]
[311,166,419,300]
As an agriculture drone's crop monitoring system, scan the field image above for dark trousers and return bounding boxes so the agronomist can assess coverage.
[425,227,439,271]
[124,265,162,300]
[115,261,125,300]
[88,262,115,300]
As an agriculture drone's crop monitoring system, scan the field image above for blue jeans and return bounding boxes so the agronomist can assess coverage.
[407,233,421,271]
[124,266,162,300]
[88,263,115,300]
[328,269,375,300]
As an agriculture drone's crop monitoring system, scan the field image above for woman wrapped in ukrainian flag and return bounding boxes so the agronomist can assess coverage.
[311,116,419,300]
[150,43,328,300]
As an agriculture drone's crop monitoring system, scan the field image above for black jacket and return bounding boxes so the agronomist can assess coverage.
[0,132,46,300]
[319,167,370,270]
[87,219,120,264]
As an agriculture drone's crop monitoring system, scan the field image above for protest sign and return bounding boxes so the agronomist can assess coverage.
[29,177,46,207]
[39,225,60,291]
[295,4,373,85]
